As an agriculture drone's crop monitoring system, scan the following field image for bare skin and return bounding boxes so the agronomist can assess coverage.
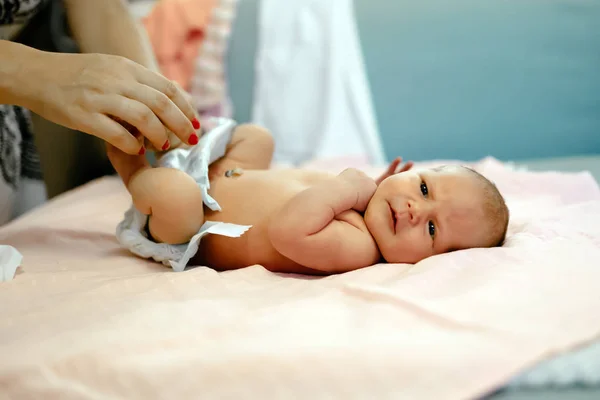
[0,0,200,156]
[108,124,489,275]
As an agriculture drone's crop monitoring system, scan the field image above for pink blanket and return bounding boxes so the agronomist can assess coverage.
[1,157,599,399]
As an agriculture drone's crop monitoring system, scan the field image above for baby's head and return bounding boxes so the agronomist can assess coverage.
[364,165,509,263]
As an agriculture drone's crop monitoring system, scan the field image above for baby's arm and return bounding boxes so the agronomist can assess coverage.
[269,169,381,273]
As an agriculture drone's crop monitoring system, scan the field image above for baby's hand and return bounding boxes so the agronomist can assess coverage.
[338,168,377,212]
[375,157,413,186]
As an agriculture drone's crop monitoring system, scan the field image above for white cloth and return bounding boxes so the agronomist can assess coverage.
[0,245,22,281]
[252,0,385,166]
[116,117,251,272]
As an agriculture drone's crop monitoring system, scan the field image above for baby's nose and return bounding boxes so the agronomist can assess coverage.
[407,200,426,225]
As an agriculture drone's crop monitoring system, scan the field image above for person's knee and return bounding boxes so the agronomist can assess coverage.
[128,167,205,244]
[237,124,274,146]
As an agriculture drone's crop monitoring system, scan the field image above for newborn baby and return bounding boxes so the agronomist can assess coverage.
[108,124,509,275]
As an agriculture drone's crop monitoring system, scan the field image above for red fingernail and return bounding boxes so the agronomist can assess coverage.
[138,146,146,155]
[192,118,200,130]
[161,140,170,151]
[188,133,199,145]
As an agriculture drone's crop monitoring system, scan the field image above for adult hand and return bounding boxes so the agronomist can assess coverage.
[139,86,199,152]
[24,52,201,155]
[375,157,413,186]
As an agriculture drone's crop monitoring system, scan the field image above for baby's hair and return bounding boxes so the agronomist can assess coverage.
[434,165,510,247]
[462,167,509,247]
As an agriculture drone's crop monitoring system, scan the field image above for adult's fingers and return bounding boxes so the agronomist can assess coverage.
[134,70,200,141]
[99,95,170,151]
[86,114,144,155]
[144,129,185,152]
[123,84,198,146]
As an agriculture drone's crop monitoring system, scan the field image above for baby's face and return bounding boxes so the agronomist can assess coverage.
[364,167,490,263]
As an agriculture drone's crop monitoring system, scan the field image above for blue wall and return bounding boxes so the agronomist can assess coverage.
[228,0,600,162]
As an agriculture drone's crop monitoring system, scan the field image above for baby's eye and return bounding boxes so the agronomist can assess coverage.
[420,181,428,197]
[428,221,436,239]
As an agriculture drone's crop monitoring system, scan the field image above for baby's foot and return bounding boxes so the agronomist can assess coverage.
[106,143,150,187]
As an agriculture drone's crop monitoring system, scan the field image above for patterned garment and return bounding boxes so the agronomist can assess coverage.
[0,105,43,188]
[0,0,47,224]
[0,0,44,39]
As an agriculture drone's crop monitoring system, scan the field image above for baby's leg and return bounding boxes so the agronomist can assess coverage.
[209,124,274,175]
[129,168,205,244]
[107,145,205,244]
[106,143,150,187]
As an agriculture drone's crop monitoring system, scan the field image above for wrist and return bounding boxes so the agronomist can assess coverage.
[332,177,365,212]
[0,41,44,108]
[335,171,376,212]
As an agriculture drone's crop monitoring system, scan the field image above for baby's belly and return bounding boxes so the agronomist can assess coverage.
[193,169,329,274]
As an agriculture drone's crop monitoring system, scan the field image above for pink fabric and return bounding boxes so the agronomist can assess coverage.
[143,0,215,91]
[1,157,599,399]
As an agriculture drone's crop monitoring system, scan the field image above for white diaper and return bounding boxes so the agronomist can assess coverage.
[115,117,252,272]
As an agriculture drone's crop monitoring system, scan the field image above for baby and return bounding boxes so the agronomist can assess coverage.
[108,124,509,275]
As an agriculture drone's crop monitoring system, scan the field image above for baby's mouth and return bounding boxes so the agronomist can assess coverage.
[388,201,397,233]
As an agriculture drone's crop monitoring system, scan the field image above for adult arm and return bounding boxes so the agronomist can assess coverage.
[0,40,197,155]
[63,0,159,72]
[0,40,42,107]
